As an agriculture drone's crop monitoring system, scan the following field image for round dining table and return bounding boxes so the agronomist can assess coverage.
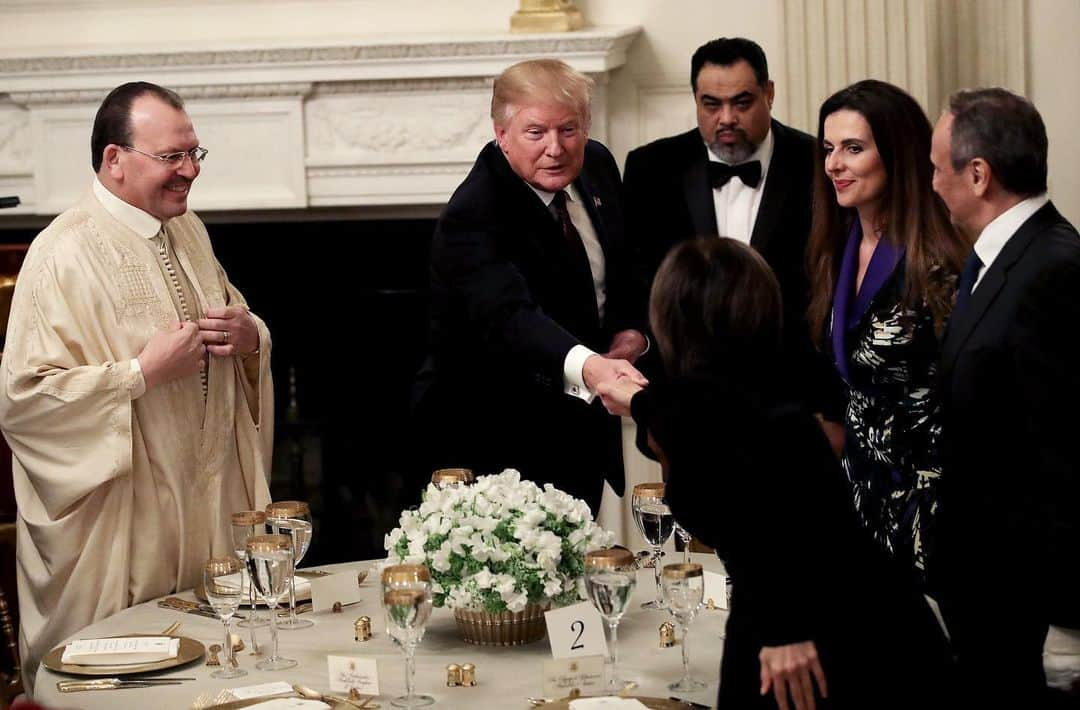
[35,554,727,709]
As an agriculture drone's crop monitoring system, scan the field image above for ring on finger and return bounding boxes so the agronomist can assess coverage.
[221,330,229,344]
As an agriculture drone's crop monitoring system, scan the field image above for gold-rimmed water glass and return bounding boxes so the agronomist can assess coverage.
[265,501,313,630]
[585,547,637,691]
[430,468,473,489]
[231,510,269,641]
[661,563,706,692]
[382,564,434,708]
[245,535,297,671]
[632,482,674,609]
[203,557,247,679]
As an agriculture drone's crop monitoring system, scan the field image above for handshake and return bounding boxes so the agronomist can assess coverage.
[582,329,650,418]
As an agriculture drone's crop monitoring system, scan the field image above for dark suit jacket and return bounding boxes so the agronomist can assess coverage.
[936,201,1080,627]
[623,120,843,417]
[412,140,643,510]
[631,373,952,709]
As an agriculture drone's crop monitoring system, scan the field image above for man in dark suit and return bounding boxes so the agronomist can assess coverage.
[412,59,648,513]
[931,88,1080,705]
[623,37,844,437]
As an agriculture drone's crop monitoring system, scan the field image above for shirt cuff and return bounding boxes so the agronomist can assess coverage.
[128,358,147,400]
[563,344,596,403]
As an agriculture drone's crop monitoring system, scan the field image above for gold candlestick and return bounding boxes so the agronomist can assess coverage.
[510,0,584,33]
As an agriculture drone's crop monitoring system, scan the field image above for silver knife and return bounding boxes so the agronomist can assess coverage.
[57,677,194,691]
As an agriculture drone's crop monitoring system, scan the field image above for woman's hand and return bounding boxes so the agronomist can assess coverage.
[759,641,828,710]
[595,377,644,417]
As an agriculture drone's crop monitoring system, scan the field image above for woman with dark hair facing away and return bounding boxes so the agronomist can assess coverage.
[598,238,952,710]
[807,80,967,583]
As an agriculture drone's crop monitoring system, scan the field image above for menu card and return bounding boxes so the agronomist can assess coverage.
[61,637,179,665]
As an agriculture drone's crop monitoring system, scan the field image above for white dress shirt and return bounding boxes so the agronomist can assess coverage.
[707,127,775,244]
[971,193,1050,292]
[526,182,605,403]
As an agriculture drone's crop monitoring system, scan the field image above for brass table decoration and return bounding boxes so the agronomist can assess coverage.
[460,662,476,686]
[659,621,676,647]
[354,615,372,641]
[446,663,461,686]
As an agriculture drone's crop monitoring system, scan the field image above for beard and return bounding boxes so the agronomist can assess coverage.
[707,129,757,164]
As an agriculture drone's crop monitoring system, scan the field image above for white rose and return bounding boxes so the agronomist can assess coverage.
[384,527,403,551]
[543,577,563,598]
[493,574,517,596]
[502,591,528,613]
[472,569,495,589]
[431,543,452,573]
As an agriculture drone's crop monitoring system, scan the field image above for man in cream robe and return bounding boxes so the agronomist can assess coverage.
[0,82,273,692]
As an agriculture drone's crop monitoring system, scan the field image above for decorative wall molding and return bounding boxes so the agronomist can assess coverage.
[0,26,640,216]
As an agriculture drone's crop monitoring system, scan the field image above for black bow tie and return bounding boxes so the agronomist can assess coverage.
[708,160,762,189]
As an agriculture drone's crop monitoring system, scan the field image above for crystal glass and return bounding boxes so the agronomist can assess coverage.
[430,468,473,489]
[674,523,692,564]
[661,563,706,692]
[585,547,637,691]
[245,534,297,671]
[265,501,313,630]
[231,510,269,648]
[382,564,435,709]
[203,557,247,679]
[632,482,674,608]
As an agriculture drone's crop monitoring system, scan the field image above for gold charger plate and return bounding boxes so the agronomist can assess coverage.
[544,697,695,709]
[42,633,205,676]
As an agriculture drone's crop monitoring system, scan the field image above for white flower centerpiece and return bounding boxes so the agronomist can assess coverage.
[384,469,615,645]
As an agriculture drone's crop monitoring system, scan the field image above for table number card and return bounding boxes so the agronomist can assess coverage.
[327,655,379,695]
[310,571,364,612]
[544,601,608,659]
[542,655,605,698]
[703,571,728,611]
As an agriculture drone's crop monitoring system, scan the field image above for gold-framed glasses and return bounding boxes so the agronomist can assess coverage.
[121,145,208,166]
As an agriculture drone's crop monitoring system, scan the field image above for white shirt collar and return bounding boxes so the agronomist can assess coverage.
[973,192,1050,272]
[706,126,775,176]
[92,177,162,239]
[527,181,582,208]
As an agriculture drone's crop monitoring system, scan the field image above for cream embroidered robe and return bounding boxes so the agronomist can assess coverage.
[0,189,273,692]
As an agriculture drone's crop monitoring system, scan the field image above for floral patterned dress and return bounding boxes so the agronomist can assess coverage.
[828,222,952,582]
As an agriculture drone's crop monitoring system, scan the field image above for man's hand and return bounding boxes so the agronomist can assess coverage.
[198,306,259,357]
[582,355,648,394]
[759,641,828,710]
[595,377,644,417]
[604,329,648,364]
[137,321,205,391]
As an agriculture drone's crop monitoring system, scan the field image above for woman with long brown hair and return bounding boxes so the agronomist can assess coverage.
[807,80,967,583]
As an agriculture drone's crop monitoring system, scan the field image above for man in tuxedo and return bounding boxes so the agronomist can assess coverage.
[623,37,843,434]
[412,59,648,512]
[931,88,1080,705]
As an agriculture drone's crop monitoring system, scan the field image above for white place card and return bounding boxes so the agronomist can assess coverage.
[309,571,364,612]
[703,571,728,611]
[327,655,379,695]
[61,637,179,665]
[570,698,651,709]
[545,602,608,659]
[542,655,605,698]
[246,700,330,710]
[229,681,296,700]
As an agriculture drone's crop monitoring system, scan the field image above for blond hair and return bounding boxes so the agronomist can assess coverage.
[490,59,593,128]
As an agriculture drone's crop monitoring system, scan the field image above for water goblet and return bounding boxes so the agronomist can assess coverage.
[203,557,247,679]
[245,534,298,671]
[661,562,706,692]
[430,468,473,489]
[632,482,674,608]
[382,564,435,709]
[265,501,313,630]
[231,510,269,648]
[585,547,637,691]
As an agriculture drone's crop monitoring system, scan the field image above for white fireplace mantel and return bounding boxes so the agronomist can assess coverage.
[0,26,640,218]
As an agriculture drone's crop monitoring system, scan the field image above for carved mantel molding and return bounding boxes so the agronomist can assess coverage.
[0,26,640,216]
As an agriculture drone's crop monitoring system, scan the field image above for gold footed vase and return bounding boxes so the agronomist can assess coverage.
[453,601,551,646]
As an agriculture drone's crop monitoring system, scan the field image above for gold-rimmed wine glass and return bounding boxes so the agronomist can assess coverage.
[632,482,674,609]
[585,547,637,691]
[430,468,473,489]
[661,563,706,692]
[245,534,297,671]
[203,557,247,679]
[265,501,313,630]
[231,510,269,650]
[382,564,434,708]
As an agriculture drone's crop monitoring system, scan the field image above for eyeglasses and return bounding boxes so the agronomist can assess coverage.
[121,145,208,167]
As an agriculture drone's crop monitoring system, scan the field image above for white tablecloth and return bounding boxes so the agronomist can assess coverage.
[35,555,727,709]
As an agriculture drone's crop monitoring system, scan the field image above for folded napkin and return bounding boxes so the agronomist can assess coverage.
[570,699,650,710]
[61,636,180,665]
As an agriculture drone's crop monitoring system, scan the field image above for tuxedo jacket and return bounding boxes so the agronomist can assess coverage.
[623,120,843,417]
[412,140,643,509]
[935,201,1080,626]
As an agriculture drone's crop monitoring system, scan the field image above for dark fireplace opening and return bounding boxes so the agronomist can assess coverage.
[0,215,438,567]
